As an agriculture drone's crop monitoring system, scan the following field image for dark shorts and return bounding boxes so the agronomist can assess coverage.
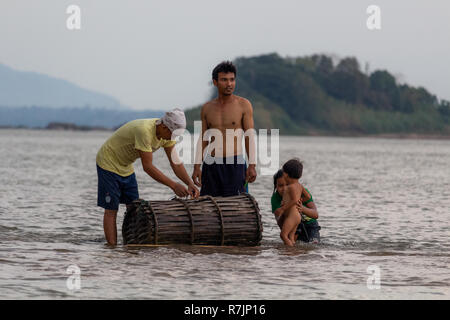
[296,220,321,243]
[96,164,139,210]
[200,155,247,197]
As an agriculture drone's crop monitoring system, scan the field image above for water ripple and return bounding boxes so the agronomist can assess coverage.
[1,130,449,299]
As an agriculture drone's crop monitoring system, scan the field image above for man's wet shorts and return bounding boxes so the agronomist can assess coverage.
[96,164,139,210]
[200,154,247,197]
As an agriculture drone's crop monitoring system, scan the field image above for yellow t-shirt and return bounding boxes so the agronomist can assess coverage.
[96,118,176,177]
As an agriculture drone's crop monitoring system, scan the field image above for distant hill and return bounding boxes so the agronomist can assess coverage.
[185,53,450,136]
[0,63,123,109]
[0,63,167,128]
[0,106,164,129]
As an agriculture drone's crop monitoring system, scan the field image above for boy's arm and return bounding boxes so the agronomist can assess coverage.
[294,184,311,212]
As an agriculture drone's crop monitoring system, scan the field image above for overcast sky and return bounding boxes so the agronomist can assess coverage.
[1,0,449,110]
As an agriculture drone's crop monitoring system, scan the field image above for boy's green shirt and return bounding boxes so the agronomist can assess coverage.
[271,187,316,223]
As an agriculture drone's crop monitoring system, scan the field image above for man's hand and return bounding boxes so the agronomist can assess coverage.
[172,183,190,198]
[188,183,200,199]
[192,165,202,187]
[246,164,257,183]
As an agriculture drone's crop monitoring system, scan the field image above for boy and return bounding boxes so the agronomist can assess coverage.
[274,159,304,246]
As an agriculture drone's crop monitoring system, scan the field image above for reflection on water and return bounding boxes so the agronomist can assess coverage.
[0,129,449,299]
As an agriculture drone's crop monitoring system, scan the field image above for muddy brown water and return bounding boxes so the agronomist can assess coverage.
[0,129,448,299]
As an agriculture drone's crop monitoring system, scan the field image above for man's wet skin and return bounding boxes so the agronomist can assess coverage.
[192,66,257,188]
[203,95,251,157]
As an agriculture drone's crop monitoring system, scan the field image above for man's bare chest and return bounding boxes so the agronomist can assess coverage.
[205,105,243,130]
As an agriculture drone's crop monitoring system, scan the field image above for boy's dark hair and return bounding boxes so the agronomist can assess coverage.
[273,169,284,191]
[212,61,237,81]
[282,158,303,179]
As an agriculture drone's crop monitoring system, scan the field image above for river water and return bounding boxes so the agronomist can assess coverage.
[0,129,448,299]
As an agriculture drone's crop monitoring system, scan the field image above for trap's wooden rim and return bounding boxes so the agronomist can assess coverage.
[122,193,262,246]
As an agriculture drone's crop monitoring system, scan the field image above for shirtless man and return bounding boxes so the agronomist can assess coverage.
[192,61,257,196]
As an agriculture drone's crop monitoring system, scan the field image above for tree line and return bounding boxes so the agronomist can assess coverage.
[186,53,450,136]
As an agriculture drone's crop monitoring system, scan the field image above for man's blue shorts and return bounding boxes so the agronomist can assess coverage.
[200,154,247,197]
[96,164,139,210]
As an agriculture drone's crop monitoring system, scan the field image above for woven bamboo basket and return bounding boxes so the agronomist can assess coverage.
[122,193,262,246]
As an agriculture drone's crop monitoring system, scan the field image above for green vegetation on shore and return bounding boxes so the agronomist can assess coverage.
[185,53,450,136]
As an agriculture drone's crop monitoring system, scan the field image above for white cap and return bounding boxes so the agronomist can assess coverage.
[156,108,186,137]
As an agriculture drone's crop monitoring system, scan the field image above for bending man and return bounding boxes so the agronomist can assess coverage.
[96,108,199,245]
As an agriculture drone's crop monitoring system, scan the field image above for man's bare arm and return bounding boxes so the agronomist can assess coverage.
[163,146,194,185]
[139,150,177,189]
[242,99,257,183]
[196,105,210,164]
[192,104,209,187]
[164,146,199,198]
[139,150,191,197]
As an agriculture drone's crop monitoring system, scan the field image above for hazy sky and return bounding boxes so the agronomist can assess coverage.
[1,0,449,110]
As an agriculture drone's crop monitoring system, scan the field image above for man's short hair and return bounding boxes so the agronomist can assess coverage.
[212,61,237,81]
[282,158,303,179]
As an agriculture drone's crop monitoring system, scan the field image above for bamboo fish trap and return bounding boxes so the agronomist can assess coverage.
[122,193,262,246]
